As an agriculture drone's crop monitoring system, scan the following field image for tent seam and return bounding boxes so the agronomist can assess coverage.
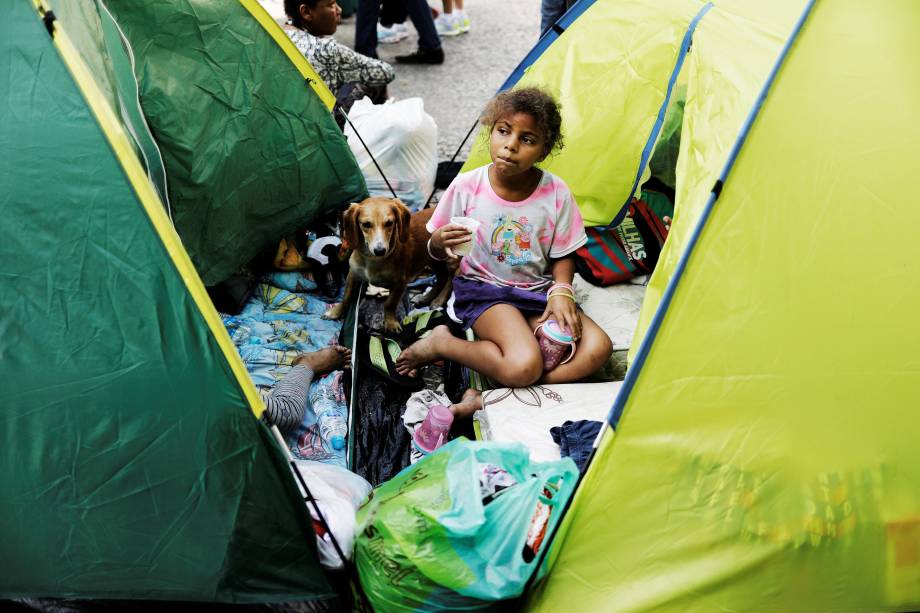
[606,0,820,429]
[38,0,266,418]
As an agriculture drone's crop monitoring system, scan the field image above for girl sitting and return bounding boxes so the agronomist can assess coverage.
[395,88,613,389]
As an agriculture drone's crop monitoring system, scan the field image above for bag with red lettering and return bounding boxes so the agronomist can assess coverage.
[575,189,673,286]
[354,438,577,611]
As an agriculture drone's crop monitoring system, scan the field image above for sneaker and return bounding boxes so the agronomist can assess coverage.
[456,13,471,33]
[395,47,445,65]
[377,22,408,44]
[434,13,461,37]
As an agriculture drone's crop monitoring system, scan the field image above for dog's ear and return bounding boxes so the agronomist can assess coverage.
[341,203,362,250]
[393,199,411,244]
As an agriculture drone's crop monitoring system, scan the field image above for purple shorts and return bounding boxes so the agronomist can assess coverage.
[450,277,548,330]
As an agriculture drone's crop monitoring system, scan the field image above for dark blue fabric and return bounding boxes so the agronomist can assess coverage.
[550,420,602,473]
[355,0,441,57]
[540,0,569,35]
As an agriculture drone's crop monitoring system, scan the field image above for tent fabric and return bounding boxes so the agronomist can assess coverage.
[103,0,367,286]
[95,0,171,207]
[528,1,920,610]
[497,0,598,93]
[630,0,803,363]
[462,0,706,227]
[0,0,332,602]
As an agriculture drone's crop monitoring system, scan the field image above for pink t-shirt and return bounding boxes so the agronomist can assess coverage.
[427,165,587,290]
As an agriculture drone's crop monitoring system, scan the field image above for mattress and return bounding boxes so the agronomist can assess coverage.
[474,381,622,463]
[573,273,648,380]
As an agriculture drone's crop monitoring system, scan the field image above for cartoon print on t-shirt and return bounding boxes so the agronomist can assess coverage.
[490,214,533,266]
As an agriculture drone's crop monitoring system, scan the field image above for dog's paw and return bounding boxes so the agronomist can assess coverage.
[383,316,403,334]
[323,303,345,320]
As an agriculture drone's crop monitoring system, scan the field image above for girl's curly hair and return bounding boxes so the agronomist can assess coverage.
[480,87,564,157]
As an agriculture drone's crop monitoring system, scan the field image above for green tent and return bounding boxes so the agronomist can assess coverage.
[0,0,366,603]
[7,0,920,607]
[477,0,920,610]
[105,0,367,286]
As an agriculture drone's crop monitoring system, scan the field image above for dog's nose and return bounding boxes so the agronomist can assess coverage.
[373,246,387,256]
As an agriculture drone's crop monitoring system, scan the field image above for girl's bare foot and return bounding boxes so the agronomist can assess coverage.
[395,325,452,375]
[293,345,352,374]
[449,388,482,419]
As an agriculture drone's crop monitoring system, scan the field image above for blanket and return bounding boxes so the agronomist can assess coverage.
[222,272,347,466]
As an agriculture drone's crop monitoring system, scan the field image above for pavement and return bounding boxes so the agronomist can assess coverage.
[336,0,542,160]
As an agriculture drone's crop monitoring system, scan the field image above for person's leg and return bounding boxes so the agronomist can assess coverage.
[540,0,566,35]
[452,0,469,33]
[293,345,353,374]
[354,0,381,57]
[395,304,543,388]
[527,312,612,384]
[434,0,460,37]
[380,0,407,27]
[449,388,482,419]
[405,0,442,51]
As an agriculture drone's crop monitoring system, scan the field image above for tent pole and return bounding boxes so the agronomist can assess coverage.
[423,117,480,209]
[269,425,372,608]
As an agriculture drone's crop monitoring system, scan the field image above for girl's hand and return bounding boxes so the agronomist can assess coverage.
[434,223,472,259]
[537,294,582,341]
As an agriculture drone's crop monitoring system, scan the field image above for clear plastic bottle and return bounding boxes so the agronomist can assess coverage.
[310,384,347,451]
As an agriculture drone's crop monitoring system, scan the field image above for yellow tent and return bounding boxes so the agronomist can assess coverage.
[501,0,920,610]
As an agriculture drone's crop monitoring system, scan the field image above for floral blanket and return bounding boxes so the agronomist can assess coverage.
[222,272,347,466]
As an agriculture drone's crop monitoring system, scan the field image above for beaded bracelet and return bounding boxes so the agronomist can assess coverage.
[548,282,575,294]
[427,237,447,261]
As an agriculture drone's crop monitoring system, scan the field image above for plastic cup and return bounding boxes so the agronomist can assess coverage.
[413,404,454,454]
[450,216,481,256]
[534,320,577,372]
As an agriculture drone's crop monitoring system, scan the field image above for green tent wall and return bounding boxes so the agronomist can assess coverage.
[104,0,367,286]
[0,0,337,602]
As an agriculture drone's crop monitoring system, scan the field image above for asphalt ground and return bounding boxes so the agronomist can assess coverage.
[336,0,543,160]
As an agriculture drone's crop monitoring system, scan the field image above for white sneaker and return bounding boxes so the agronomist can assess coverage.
[456,12,471,33]
[434,13,461,37]
[378,22,408,44]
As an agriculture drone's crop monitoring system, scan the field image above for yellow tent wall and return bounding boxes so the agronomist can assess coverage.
[631,0,802,361]
[464,0,800,231]
[463,0,702,226]
[528,1,920,611]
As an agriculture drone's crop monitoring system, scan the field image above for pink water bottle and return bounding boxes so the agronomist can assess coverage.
[412,404,454,454]
[534,320,577,372]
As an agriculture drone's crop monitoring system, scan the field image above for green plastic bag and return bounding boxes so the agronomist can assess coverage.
[355,439,578,611]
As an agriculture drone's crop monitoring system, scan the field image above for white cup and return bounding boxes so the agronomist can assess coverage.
[450,216,481,256]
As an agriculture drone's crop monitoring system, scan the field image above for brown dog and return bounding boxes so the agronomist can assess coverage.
[323,197,452,333]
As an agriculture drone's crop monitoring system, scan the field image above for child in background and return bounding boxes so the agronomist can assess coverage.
[284,0,394,98]
[396,88,613,390]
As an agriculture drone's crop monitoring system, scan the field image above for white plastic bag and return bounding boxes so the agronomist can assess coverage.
[291,460,373,569]
[344,97,438,210]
